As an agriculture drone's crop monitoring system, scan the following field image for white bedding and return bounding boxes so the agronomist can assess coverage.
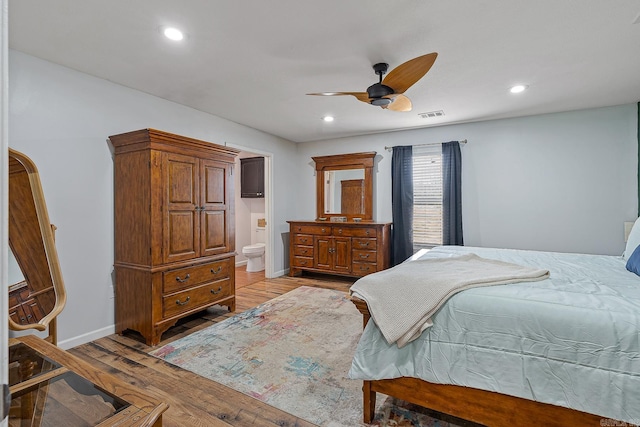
[348,246,640,423]
[350,253,549,348]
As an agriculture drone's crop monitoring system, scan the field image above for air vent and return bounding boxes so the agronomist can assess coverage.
[418,110,445,119]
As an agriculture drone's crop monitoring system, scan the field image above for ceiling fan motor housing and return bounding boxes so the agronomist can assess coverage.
[367,83,394,98]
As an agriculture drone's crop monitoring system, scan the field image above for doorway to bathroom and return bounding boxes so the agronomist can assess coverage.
[234,149,272,281]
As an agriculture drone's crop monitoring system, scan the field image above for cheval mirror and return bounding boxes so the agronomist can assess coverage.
[313,152,375,221]
[8,148,66,345]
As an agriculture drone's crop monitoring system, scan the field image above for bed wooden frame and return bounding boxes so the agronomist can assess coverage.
[351,297,613,426]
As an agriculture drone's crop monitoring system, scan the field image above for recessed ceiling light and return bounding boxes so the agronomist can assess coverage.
[510,84,528,94]
[163,27,184,41]
[322,116,335,122]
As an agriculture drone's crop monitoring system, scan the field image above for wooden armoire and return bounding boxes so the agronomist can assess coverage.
[108,129,239,345]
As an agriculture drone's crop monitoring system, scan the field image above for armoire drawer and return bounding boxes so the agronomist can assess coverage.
[163,279,233,319]
[163,259,231,294]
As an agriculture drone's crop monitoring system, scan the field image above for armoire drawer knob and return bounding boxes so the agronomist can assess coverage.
[176,296,191,306]
[176,274,191,283]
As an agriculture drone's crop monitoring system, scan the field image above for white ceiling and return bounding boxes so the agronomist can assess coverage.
[8,1,640,143]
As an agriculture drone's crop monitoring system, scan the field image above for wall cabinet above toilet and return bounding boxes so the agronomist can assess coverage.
[241,157,264,198]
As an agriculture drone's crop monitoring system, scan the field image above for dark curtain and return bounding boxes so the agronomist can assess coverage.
[442,141,463,245]
[391,146,413,265]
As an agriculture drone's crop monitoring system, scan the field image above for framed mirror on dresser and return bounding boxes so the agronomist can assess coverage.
[288,152,391,278]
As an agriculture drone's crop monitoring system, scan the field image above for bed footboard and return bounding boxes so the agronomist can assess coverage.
[349,296,609,426]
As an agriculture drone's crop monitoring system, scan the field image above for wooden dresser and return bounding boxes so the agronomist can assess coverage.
[109,129,239,346]
[288,221,391,278]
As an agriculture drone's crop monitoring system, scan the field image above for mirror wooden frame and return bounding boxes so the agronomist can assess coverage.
[313,152,376,221]
[8,148,66,344]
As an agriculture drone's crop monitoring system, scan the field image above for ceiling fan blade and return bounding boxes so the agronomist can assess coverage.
[307,91,371,103]
[382,52,438,94]
[385,94,412,112]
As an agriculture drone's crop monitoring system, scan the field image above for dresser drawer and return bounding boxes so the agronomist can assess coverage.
[163,279,233,319]
[352,262,379,276]
[291,224,331,235]
[352,238,377,250]
[293,256,313,268]
[294,234,315,245]
[294,245,314,257]
[332,226,376,237]
[352,249,377,262]
[163,259,231,294]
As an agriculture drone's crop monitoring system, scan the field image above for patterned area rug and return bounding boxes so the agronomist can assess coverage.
[150,286,459,426]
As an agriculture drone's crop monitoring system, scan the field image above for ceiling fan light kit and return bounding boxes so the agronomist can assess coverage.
[308,52,438,112]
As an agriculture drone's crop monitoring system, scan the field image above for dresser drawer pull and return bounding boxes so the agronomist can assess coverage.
[360,266,371,271]
[337,229,343,234]
[175,274,191,283]
[176,296,191,306]
[359,242,370,247]
[300,249,308,254]
[299,260,307,266]
[321,228,326,232]
[210,286,223,295]
[211,267,222,274]
[300,238,308,243]
[366,230,370,236]
[359,254,370,259]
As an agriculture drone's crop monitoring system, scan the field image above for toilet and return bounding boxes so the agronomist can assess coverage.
[242,226,266,272]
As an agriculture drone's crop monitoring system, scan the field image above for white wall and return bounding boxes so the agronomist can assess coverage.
[9,50,298,348]
[296,104,638,256]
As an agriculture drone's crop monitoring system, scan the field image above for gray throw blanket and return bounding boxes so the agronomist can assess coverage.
[350,253,549,347]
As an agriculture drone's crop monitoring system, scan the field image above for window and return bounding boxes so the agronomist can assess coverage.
[412,145,442,250]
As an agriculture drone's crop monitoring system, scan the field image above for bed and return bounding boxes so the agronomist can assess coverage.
[348,245,640,426]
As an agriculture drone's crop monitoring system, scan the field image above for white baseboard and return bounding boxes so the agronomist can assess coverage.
[272,268,289,278]
[58,324,116,350]
[235,259,248,267]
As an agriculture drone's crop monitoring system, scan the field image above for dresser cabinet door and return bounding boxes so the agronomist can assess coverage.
[163,153,200,264]
[332,237,352,273]
[314,236,332,270]
[313,236,351,273]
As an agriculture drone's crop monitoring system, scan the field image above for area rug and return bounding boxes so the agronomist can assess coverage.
[150,286,459,426]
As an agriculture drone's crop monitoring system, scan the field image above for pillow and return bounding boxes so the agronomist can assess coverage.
[624,217,640,260]
[626,244,640,275]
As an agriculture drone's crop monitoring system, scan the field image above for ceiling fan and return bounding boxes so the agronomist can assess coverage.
[308,52,437,112]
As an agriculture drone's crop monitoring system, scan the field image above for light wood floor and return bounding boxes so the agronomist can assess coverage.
[68,269,356,427]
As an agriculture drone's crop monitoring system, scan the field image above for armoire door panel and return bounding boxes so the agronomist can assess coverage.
[165,211,199,263]
[201,210,227,256]
[201,160,226,206]
[166,155,199,207]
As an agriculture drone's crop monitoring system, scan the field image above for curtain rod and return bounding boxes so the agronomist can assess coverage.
[384,139,467,151]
